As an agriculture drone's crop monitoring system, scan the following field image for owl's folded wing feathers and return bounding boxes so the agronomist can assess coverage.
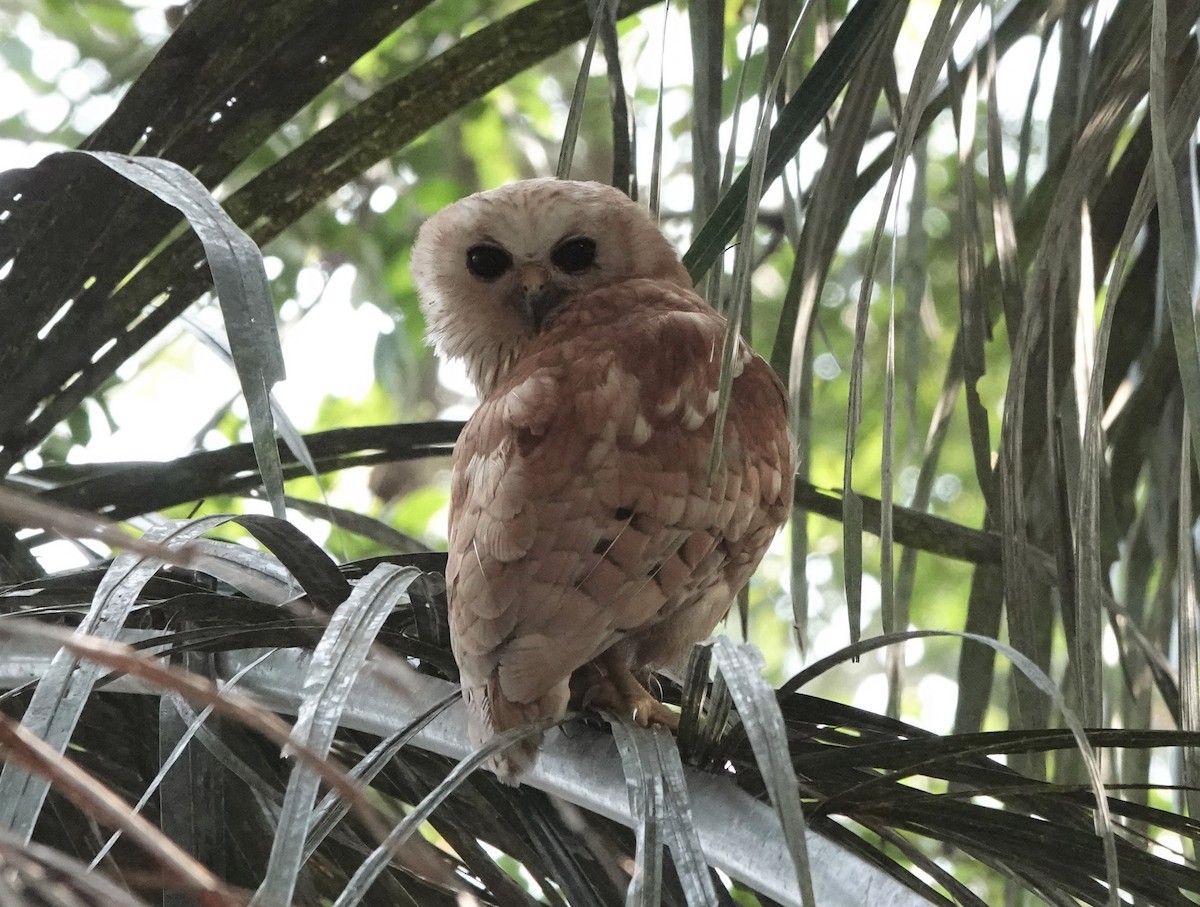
[446,279,792,776]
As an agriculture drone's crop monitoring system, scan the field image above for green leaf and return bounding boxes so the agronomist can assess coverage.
[253,564,420,907]
[682,0,900,280]
[60,151,290,519]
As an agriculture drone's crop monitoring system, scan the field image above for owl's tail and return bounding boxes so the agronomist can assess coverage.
[464,675,570,785]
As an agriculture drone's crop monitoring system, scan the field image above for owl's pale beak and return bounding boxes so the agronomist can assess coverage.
[518,264,565,330]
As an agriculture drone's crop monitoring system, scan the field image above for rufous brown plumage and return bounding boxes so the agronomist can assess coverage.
[411,178,793,782]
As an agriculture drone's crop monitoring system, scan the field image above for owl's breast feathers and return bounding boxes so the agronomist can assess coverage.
[448,278,793,775]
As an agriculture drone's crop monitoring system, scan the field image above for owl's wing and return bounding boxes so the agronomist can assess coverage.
[448,279,792,779]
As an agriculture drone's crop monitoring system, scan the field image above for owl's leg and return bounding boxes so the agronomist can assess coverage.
[578,650,679,730]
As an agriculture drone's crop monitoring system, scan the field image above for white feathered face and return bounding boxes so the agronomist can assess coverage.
[411,178,691,396]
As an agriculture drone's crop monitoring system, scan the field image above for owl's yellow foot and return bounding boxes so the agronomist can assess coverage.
[577,654,679,731]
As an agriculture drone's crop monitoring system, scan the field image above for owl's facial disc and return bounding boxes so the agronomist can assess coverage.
[465,232,600,333]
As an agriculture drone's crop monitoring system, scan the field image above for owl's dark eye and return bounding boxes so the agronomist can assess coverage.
[466,244,513,281]
[551,237,597,274]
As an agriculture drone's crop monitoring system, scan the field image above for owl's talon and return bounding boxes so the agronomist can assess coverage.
[631,697,680,731]
[580,653,679,731]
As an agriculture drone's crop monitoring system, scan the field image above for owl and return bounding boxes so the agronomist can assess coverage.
[411,178,793,783]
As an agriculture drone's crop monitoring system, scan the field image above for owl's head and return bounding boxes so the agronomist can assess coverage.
[410,178,692,396]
